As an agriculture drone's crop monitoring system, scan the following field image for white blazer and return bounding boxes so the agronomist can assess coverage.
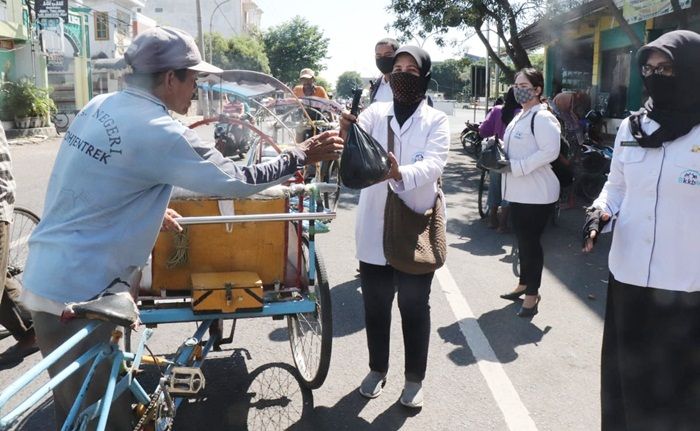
[355,100,450,266]
[593,115,700,292]
[502,104,561,204]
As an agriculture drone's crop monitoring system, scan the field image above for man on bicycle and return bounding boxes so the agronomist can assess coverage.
[20,26,343,429]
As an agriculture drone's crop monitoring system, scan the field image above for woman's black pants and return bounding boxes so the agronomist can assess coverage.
[510,202,553,295]
[359,261,433,383]
[601,275,700,431]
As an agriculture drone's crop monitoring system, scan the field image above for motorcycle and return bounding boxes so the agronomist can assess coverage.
[577,139,613,202]
[460,121,482,157]
[214,113,253,159]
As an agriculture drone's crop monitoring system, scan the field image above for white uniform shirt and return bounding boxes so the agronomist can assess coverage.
[593,116,700,292]
[355,101,450,265]
[373,76,393,103]
[502,104,561,204]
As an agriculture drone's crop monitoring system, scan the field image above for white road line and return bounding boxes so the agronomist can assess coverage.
[436,266,538,431]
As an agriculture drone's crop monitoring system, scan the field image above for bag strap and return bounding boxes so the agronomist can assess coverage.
[387,116,395,154]
[530,110,537,135]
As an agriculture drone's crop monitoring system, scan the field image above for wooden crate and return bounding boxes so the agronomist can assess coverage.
[152,197,288,294]
[191,271,264,313]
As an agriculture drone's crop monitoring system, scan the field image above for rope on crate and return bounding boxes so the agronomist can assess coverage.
[166,227,189,268]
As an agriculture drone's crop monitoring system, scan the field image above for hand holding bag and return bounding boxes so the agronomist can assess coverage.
[383,117,446,274]
[476,136,507,171]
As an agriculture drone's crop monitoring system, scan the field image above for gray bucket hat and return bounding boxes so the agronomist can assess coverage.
[124,26,222,74]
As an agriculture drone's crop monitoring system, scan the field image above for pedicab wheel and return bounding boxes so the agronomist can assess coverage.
[321,159,340,212]
[287,240,332,390]
[477,169,489,219]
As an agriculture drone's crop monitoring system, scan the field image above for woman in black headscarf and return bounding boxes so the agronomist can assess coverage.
[339,46,449,409]
[583,30,700,431]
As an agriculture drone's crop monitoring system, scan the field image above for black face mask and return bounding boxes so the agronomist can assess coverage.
[376,56,394,74]
[643,74,677,109]
[389,72,425,104]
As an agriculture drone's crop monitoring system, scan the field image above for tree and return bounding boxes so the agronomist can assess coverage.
[388,0,535,82]
[263,16,330,85]
[204,32,270,73]
[430,59,471,100]
[335,71,364,98]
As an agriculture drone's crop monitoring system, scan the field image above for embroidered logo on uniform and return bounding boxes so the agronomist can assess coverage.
[679,169,699,186]
[691,145,700,153]
[514,131,523,139]
[413,152,424,162]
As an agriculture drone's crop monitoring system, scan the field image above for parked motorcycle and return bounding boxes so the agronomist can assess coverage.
[460,121,482,157]
[214,113,253,159]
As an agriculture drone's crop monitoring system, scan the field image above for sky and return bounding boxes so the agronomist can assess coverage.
[253,0,488,87]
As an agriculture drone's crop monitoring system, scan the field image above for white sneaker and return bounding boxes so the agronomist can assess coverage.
[400,381,423,408]
[358,371,387,399]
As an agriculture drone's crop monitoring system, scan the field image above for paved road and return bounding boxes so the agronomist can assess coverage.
[0,110,613,430]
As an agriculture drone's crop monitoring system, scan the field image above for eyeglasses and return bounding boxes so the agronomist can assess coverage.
[641,63,674,77]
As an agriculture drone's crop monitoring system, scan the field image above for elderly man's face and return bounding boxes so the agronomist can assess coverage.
[165,70,198,115]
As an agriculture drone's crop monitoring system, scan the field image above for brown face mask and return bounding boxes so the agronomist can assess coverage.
[389,72,424,104]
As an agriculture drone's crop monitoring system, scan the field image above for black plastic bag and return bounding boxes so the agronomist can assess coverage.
[477,137,506,171]
[339,89,390,189]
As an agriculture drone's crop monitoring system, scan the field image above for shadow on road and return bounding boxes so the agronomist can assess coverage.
[437,305,553,367]
[6,397,54,430]
[174,353,314,431]
[288,388,419,431]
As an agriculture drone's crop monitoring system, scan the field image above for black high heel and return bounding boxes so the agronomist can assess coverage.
[499,290,526,301]
[517,295,541,317]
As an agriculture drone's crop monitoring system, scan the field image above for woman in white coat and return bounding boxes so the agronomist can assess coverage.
[340,46,449,409]
[495,68,561,317]
[583,30,700,431]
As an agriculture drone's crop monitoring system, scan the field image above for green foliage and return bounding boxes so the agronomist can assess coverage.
[315,76,333,94]
[204,32,270,73]
[529,52,545,72]
[335,71,364,98]
[387,0,536,81]
[430,58,472,100]
[263,16,330,85]
[1,78,56,119]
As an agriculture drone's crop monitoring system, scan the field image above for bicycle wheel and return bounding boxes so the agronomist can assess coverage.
[52,113,70,132]
[8,207,40,282]
[287,239,332,390]
[321,159,340,212]
[477,169,489,219]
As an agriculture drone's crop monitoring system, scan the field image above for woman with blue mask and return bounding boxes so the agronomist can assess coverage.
[339,46,449,409]
[494,68,561,317]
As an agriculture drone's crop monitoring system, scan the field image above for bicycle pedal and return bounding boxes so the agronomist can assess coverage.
[166,367,206,398]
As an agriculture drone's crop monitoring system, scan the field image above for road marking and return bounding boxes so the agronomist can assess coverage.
[436,266,538,431]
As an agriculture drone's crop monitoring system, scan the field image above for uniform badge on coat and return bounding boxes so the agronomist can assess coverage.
[691,145,700,153]
[413,152,424,162]
[679,169,699,186]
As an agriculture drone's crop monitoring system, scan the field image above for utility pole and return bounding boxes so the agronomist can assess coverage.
[196,0,205,59]
[485,21,490,114]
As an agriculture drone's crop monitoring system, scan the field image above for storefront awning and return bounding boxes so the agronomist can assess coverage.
[519,0,609,50]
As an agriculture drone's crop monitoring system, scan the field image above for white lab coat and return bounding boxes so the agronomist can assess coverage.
[502,104,561,204]
[355,100,450,265]
[593,115,700,292]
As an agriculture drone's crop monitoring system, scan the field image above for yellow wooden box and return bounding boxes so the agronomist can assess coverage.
[191,271,264,313]
[151,196,288,294]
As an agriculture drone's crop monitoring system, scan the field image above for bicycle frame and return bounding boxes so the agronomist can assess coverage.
[0,183,335,431]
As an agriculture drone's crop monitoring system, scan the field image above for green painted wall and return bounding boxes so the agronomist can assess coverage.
[600,22,646,112]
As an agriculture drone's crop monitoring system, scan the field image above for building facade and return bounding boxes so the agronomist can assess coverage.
[138,0,261,42]
[520,0,700,133]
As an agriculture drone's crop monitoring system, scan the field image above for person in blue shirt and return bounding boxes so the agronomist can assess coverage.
[20,26,342,430]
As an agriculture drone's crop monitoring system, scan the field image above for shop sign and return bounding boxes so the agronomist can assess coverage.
[622,0,691,24]
[36,0,69,20]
